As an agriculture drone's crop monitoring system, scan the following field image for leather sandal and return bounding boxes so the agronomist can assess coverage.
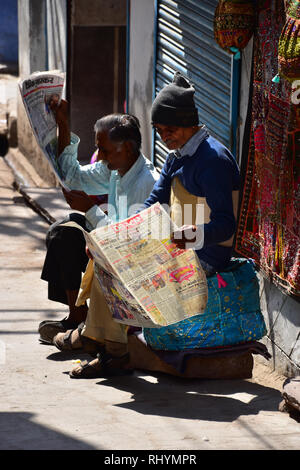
[53,323,102,356]
[69,351,132,379]
[53,329,81,351]
[38,317,81,344]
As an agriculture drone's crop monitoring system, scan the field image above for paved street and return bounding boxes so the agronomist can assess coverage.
[0,156,299,452]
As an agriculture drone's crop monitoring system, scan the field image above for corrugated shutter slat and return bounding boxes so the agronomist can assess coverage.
[154,0,232,169]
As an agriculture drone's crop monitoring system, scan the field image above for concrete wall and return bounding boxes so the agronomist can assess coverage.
[259,276,300,377]
[46,0,67,77]
[128,0,155,162]
[17,0,57,187]
[16,0,68,187]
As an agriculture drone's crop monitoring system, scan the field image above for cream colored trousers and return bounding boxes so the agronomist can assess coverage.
[76,260,128,344]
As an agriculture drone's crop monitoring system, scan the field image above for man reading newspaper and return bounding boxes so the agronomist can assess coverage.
[39,97,159,368]
[65,72,266,379]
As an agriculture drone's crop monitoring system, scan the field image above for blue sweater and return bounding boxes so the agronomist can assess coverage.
[143,135,240,271]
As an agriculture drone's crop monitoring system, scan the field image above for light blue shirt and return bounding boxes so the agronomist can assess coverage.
[58,133,160,229]
[171,125,209,159]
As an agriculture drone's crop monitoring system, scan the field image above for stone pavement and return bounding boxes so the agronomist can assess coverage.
[0,156,300,452]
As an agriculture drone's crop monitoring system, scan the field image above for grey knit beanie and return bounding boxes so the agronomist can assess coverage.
[151,72,199,127]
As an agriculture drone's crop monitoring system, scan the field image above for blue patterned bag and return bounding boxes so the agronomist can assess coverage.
[143,258,267,351]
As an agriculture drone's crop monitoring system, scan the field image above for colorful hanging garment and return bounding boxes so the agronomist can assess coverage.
[235,0,300,297]
[214,0,256,58]
[278,0,300,81]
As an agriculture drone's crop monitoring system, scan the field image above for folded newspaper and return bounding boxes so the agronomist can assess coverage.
[18,70,68,188]
[66,203,208,328]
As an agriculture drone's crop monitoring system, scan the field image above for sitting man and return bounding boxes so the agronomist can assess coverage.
[39,97,159,345]
[66,71,266,378]
[141,72,266,354]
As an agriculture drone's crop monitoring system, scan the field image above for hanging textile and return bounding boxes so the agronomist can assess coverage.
[235,0,300,297]
[214,0,256,58]
[278,0,300,81]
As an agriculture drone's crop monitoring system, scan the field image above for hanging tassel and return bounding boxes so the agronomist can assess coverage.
[272,74,280,83]
[217,273,227,288]
[230,47,241,60]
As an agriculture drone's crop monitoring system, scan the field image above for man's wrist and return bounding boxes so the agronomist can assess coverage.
[57,124,71,155]
[58,121,69,131]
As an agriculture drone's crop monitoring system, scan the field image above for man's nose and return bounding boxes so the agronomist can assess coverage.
[160,129,170,140]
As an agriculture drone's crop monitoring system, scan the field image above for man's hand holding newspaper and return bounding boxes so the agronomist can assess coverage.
[65,203,208,329]
[48,95,71,156]
[61,187,95,213]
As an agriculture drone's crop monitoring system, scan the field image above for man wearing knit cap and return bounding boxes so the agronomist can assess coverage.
[136,71,262,357]
[144,71,240,275]
[67,72,244,379]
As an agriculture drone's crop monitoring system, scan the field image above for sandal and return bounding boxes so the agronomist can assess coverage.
[69,351,132,379]
[53,329,81,351]
[53,323,102,355]
[38,317,81,344]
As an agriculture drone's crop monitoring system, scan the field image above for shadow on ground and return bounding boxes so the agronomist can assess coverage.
[95,372,282,423]
[0,411,99,450]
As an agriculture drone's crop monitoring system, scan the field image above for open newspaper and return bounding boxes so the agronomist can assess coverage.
[67,202,208,328]
[18,70,67,188]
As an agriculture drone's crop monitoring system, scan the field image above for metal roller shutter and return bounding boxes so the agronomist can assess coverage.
[153,0,233,169]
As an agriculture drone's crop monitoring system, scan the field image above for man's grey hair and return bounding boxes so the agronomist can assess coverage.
[94,114,142,155]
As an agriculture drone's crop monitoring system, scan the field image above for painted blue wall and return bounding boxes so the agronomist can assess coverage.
[0,0,18,64]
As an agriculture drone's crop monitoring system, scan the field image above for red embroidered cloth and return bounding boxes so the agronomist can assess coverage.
[235,1,300,297]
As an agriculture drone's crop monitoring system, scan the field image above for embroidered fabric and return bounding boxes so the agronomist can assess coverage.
[235,3,300,297]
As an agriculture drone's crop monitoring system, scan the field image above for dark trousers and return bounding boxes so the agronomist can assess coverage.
[41,213,90,305]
